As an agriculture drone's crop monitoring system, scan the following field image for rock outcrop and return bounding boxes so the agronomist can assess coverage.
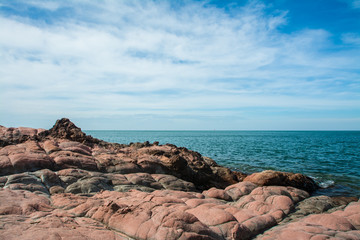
[0,118,358,240]
[243,170,318,193]
[0,118,245,190]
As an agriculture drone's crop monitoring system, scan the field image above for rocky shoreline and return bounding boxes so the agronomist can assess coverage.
[0,118,359,239]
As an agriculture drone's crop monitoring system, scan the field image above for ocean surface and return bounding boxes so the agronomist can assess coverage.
[85,130,360,197]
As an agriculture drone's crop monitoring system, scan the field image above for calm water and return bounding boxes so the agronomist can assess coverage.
[85,130,360,197]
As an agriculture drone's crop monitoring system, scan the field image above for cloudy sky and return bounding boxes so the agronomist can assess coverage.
[1,0,359,130]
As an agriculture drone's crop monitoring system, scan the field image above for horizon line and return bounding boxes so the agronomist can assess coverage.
[84,129,360,132]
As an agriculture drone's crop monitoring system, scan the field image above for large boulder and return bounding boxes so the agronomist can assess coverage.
[243,170,318,193]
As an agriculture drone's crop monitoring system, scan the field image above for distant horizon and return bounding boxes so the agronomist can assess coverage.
[0,118,360,132]
[1,1,359,130]
[85,129,360,132]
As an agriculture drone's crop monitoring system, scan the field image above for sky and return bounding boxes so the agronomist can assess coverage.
[0,0,359,130]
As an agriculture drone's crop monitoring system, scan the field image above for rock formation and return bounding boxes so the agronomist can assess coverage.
[0,118,358,240]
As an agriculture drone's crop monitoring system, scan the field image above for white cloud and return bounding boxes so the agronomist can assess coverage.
[0,0,359,129]
[342,33,360,45]
[350,0,360,8]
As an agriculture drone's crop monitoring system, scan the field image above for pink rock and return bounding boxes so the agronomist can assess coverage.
[257,200,360,240]
[0,155,12,174]
[9,152,52,171]
[186,203,236,226]
[51,150,97,170]
[241,214,277,234]
[304,214,355,231]
[0,188,51,215]
[335,231,360,240]
[277,229,313,240]
[17,127,38,136]
[42,140,61,154]
[59,141,92,156]
[203,187,232,201]
[244,170,317,192]
[225,181,258,201]
[2,118,358,240]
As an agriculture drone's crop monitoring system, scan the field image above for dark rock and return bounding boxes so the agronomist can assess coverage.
[39,118,101,147]
[4,172,49,195]
[0,126,45,147]
[65,177,113,194]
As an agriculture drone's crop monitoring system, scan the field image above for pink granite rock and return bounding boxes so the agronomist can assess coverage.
[0,189,128,240]
[244,170,317,192]
[203,187,232,201]
[224,181,258,201]
[0,141,53,174]
[256,200,360,240]
[3,118,358,240]
[45,184,312,239]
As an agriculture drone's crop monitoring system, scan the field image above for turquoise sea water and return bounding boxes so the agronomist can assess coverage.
[85,130,360,197]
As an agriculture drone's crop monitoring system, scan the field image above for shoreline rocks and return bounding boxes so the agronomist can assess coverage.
[0,118,358,240]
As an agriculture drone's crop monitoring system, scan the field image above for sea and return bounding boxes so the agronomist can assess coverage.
[85,130,360,197]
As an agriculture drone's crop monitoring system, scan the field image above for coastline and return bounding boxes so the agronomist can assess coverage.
[0,118,359,239]
[86,129,360,198]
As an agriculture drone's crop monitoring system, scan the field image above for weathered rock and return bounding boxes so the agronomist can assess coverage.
[39,118,98,145]
[65,176,113,194]
[0,141,53,175]
[0,125,45,147]
[0,189,128,240]
[0,119,246,191]
[4,172,49,195]
[257,200,360,240]
[0,188,51,215]
[4,118,355,240]
[47,184,311,240]
[34,168,63,189]
[224,181,258,201]
[0,180,356,240]
[244,170,318,193]
[280,195,359,224]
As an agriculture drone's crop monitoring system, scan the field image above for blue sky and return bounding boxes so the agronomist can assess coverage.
[0,0,359,130]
